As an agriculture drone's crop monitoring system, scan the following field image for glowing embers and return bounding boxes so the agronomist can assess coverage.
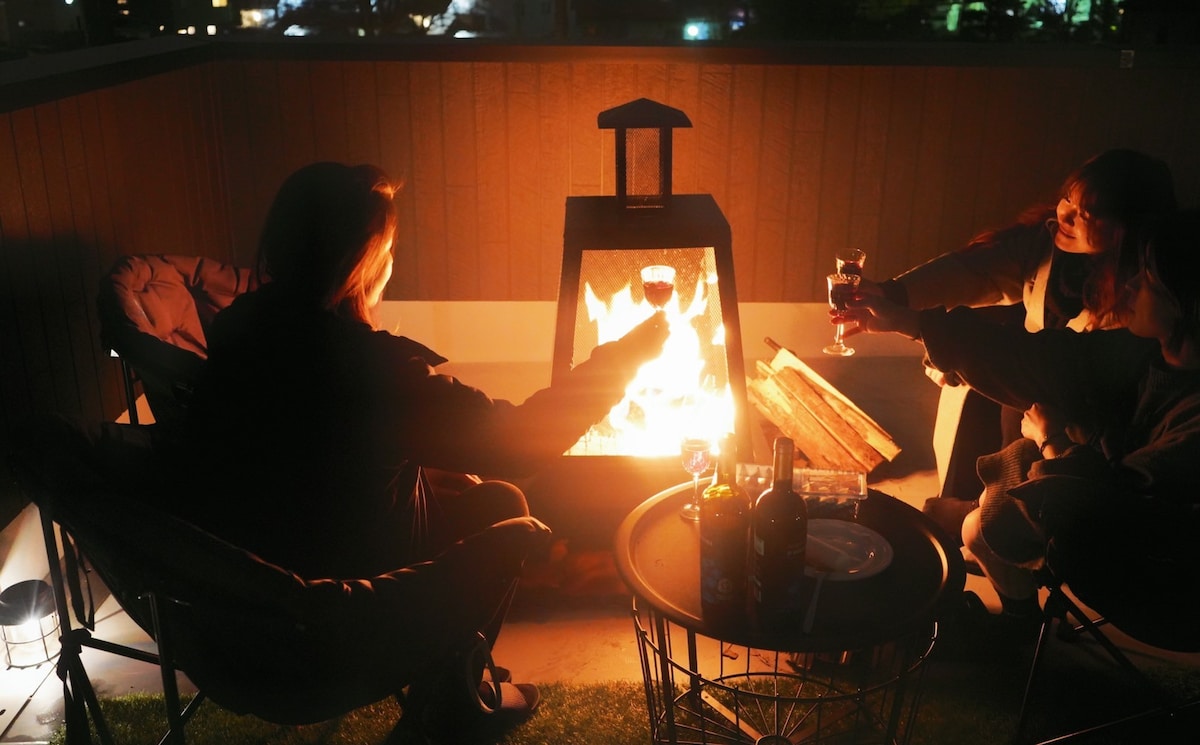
[565,247,736,457]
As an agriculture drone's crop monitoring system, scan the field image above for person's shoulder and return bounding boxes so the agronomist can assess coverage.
[362,328,449,367]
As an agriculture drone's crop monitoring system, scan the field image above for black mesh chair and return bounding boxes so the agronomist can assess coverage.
[97,255,257,425]
[1010,475,1200,744]
[9,415,545,745]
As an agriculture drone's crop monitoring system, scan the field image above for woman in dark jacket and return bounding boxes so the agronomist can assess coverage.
[843,209,1200,642]
[176,162,669,739]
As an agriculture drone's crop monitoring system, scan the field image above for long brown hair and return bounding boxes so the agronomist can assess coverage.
[966,150,1176,328]
[257,162,399,326]
[1055,149,1177,326]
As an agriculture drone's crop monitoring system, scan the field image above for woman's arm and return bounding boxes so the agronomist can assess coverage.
[889,219,1049,310]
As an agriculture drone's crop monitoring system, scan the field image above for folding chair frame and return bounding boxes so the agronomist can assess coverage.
[38,502,206,745]
[1013,566,1200,745]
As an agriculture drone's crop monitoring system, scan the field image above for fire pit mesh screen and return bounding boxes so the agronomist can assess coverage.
[565,245,736,457]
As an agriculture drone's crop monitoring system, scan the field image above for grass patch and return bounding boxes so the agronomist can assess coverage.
[50,655,1199,744]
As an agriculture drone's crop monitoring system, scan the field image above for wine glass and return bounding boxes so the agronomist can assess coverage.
[836,247,866,277]
[679,436,712,521]
[823,272,862,356]
[641,265,676,310]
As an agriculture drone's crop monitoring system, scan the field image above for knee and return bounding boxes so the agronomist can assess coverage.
[465,480,530,523]
[961,507,984,556]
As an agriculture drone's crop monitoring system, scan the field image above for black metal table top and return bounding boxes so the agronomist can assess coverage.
[614,483,967,653]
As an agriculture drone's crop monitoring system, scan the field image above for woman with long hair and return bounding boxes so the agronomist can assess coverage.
[176,162,669,741]
[843,208,1200,640]
[866,149,1177,541]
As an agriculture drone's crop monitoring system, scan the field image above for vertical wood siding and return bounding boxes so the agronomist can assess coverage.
[2,48,1200,471]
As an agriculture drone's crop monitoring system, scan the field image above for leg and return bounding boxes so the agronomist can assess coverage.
[961,507,1039,608]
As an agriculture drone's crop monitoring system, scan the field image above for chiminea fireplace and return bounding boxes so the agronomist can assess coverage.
[527,99,754,545]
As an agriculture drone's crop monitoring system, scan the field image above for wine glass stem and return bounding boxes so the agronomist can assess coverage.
[833,322,845,347]
[692,474,701,506]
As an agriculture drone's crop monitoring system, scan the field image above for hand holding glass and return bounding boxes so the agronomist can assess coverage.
[823,273,862,357]
[679,437,712,521]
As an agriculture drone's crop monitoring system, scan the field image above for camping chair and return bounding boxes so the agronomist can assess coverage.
[1010,476,1200,744]
[96,255,258,425]
[9,415,546,744]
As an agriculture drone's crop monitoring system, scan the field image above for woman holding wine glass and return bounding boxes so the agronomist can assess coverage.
[841,208,1200,637]
[852,149,1177,543]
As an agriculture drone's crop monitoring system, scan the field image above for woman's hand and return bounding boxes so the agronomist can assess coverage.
[1022,403,1070,456]
[839,293,922,340]
[619,310,670,364]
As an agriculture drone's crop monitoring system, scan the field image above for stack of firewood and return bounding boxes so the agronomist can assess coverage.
[747,339,901,473]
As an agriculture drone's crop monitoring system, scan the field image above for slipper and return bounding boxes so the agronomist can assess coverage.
[477,680,541,718]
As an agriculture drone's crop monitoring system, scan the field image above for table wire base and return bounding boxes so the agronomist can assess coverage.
[631,601,938,745]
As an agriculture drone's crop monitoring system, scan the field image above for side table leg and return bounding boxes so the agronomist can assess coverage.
[654,612,678,744]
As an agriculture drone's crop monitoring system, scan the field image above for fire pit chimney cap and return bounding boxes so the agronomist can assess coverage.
[598,98,692,129]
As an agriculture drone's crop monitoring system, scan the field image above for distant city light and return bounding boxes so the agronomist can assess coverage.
[64,0,74,5]
[682,20,715,41]
[207,25,217,35]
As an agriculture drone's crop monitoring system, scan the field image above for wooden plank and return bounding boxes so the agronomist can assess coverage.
[535,61,571,300]
[904,66,954,270]
[847,67,890,268]
[377,61,418,302]
[0,111,37,430]
[875,66,923,283]
[472,61,506,302]
[276,61,317,175]
[664,62,701,194]
[766,346,900,462]
[727,64,763,300]
[36,100,89,420]
[444,61,481,300]
[788,66,828,302]
[697,64,733,211]
[507,61,540,300]
[568,61,606,196]
[344,61,381,167]
[761,361,881,472]
[56,95,109,424]
[408,62,448,299]
[747,376,856,471]
[753,65,794,303]
[537,60,568,298]
[815,66,860,294]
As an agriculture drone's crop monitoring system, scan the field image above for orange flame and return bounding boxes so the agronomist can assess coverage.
[566,272,735,457]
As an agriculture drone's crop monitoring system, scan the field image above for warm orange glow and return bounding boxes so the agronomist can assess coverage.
[566,271,735,457]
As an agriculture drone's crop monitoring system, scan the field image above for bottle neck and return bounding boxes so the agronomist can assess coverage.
[770,439,794,492]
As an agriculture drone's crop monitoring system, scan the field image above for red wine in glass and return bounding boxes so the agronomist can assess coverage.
[640,265,676,310]
[836,248,866,277]
[829,280,858,321]
[824,273,861,356]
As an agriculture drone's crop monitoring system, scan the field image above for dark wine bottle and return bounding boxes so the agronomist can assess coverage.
[699,434,750,627]
[750,436,808,631]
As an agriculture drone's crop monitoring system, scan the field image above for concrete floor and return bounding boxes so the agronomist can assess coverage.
[2,352,1195,742]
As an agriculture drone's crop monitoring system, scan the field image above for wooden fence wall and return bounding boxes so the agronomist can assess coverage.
[3,40,1199,503]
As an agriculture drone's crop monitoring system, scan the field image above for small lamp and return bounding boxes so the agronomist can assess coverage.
[0,579,60,668]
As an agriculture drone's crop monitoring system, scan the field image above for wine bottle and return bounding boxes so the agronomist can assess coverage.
[750,437,808,631]
[699,434,750,627]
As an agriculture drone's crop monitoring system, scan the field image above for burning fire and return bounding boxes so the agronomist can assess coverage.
[565,270,735,457]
